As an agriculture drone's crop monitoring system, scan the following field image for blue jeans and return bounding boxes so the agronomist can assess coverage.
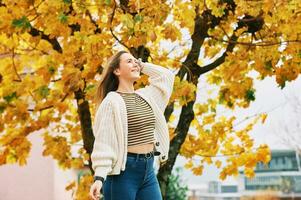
[102,153,162,200]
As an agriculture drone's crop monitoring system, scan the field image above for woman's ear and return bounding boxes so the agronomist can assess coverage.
[113,68,120,76]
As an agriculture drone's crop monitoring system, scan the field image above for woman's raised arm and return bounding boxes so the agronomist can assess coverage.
[137,61,175,112]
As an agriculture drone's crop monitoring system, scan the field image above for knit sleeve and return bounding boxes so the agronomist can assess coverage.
[138,62,175,112]
[91,98,118,180]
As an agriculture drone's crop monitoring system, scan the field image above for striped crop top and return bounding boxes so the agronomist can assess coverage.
[117,91,156,146]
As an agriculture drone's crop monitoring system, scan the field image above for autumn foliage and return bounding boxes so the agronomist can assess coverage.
[0,0,301,198]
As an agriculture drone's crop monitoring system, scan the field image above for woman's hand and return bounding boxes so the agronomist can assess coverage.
[89,180,103,200]
[137,58,144,72]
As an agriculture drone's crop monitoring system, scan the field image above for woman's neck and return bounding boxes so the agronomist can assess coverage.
[116,86,135,93]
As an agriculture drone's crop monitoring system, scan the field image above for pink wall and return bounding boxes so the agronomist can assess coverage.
[0,133,75,200]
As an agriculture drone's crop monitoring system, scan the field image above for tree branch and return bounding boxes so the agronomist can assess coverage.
[208,36,301,46]
[109,2,130,51]
[28,27,62,53]
[27,93,69,112]
[86,10,101,34]
[194,34,238,76]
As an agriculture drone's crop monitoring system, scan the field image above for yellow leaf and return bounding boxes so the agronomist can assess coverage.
[65,181,76,191]
[56,102,68,113]
[261,113,268,124]
[75,175,93,200]
[6,150,17,164]
[120,13,134,29]
[219,170,227,180]
[71,158,84,169]
[202,157,212,164]
[245,167,255,178]
[192,165,203,176]
[202,114,216,125]
[215,160,222,168]
[149,30,157,42]
[169,127,176,140]
[169,114,176,123]
[184,159,193,169]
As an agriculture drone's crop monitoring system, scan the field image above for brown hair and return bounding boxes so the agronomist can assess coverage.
[95,50,128,109]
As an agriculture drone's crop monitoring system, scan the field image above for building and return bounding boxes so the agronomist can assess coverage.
[239,150,301,199]
[0,133,76,200]
[188,181,239,200]
[187,150,301,200]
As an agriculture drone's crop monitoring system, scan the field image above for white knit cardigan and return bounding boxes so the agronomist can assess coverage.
[91,61,175,180]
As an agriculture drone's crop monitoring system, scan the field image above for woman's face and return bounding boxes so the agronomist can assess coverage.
[114,53,141,82]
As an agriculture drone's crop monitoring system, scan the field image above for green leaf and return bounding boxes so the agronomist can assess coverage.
[12,16,31,29]
[278,75,288,89]
[128,28,134,35]
[134,14,143,23]
[281,56,286,62]
[37,85,50,98]
[227,101,233,108]
[104,0,111,5]
[48,66,56,74]
[0,103,6,113]
[84,84,95,92]
[4,92,17,103]
[58,13,68,23]
[63,0,72,4]
[298,50,301,58]
[245,89,256,101]
[218,92,225,104]
[264,60,273,71]
[279,81,286,89]
[218,7,225,16]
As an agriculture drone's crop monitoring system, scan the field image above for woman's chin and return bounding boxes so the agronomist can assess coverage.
[133,74,141,79]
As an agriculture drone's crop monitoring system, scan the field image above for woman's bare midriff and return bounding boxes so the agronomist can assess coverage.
[127,143,154,154]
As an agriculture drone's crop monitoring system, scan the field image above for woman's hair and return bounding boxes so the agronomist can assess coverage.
[95,50,128,109]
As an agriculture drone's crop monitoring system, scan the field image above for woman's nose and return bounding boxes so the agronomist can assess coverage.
[133,63,140,69]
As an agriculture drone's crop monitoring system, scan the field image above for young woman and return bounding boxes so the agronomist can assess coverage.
[89,50,175,200]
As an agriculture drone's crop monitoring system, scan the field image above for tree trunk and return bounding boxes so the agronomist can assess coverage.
[158,101,196,199]
[74,89,95,173]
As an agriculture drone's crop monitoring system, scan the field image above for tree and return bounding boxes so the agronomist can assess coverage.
[0,0,300,199]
